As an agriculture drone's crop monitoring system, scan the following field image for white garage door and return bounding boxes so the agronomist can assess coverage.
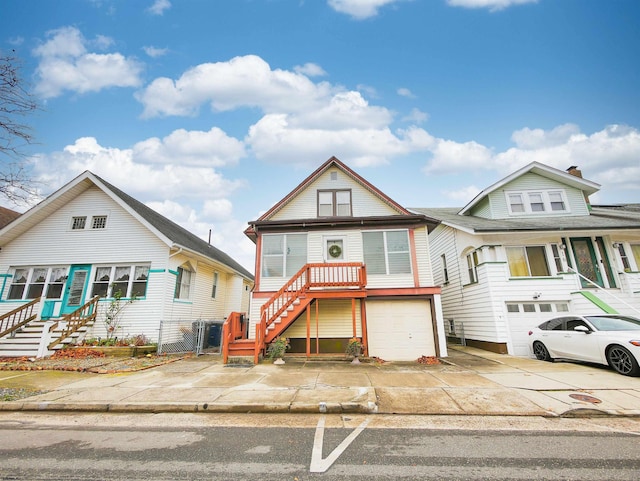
[367,300,435,361]
[507,301,569,357]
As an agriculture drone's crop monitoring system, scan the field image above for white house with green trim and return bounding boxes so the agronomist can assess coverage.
[413,162,640,357]
[0,171,253,356]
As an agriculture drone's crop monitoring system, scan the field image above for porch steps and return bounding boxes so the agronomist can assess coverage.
[265,295,314,343]
[577,291,618,314]
[0,320,92,358]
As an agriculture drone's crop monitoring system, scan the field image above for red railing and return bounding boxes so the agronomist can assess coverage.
[0,297,41,339]
[222,311,246,363]
[258,263,366,351]
[48,296,100,349]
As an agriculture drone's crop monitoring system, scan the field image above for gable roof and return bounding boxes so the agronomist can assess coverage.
[458,162,601,216]
[0,171,253,281]
[257,156,411,221]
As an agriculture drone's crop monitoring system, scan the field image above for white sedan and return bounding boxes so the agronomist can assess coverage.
[528,314,640,376]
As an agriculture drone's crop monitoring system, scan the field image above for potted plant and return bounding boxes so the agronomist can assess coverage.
[346,337,363,364]
[267,336,290,364]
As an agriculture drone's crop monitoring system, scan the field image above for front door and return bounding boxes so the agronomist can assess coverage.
[570,238,603,288]
[61,265,91,315]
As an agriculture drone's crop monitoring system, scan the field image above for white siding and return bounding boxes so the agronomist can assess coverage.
[270,169,401,221]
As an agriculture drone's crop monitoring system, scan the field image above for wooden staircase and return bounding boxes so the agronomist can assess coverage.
[223,263,367,364]
[0,296,100,358]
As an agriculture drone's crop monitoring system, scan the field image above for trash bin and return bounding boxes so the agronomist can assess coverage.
[203,320,224,352]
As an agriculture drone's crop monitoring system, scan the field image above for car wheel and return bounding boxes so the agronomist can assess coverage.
[532,341,553,362]
[606,345,640,376]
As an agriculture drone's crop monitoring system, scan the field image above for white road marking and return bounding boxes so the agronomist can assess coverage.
[310,415,370,473]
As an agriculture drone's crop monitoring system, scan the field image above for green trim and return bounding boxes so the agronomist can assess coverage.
[172,299,193,305]
[577,291,618,314]
[479,261,507,265]
[149,269,166,273]
[0,274,12,278]
[168,269,179,276]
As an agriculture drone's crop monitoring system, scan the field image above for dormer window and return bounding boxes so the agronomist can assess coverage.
[506,190,569,215]
[318,189,352,217]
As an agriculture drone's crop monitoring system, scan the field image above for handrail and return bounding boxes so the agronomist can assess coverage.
[221,311,245,363]
[568,267,640,315]
[0,297,41,339]
[47,296,100,349]
[259,263,366,333]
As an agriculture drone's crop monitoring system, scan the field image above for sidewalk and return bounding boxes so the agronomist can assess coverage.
[1,345,639,417]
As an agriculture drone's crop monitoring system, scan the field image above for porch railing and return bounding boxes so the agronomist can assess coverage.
[256,263,367,359]
[568,267,640,316]
[47,296,100,349]
[0,297,41,339]
[221,311,246,363]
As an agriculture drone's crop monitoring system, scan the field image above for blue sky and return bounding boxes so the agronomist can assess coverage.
[2,0,639,272]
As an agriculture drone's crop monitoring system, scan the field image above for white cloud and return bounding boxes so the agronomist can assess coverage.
[422,124,640,203]
[8,36,24,46]
[293,62,327,77]
[443,185,482,203]
[132,127,246,167]
[136,55,334,118]
[397,87,415,98]
[446,0,538,12]
[32,26,143,98]
[147,0,171,15]
[143,46,169,58]
[402,108,429,124]
[327,0,405,20]
[511,123,581,150]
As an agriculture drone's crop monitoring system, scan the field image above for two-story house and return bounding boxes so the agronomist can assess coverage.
[229,157,447,362]
[413,162,640,357]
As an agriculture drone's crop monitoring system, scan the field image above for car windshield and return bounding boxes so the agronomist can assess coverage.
[585,315,640,331]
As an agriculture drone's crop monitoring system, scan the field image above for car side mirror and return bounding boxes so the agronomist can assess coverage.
[573,325,591,334]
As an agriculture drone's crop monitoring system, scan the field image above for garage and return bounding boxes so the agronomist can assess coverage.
[506,301,570,357]
[366,299,435,361]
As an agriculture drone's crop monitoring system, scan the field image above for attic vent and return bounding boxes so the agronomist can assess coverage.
[330,171,337,181]
[91,215,107,229]
[71,216,86,230]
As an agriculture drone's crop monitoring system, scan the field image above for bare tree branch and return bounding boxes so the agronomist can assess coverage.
[0,52,39,203]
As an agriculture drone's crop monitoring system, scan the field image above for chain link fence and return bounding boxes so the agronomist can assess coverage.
[157,319,225,355]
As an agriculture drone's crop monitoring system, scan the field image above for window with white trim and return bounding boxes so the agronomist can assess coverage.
[91,265,149,298]
[441,254,449,284]
[261,234,307,278]
[174,266,192,300]
[631,244,640,271]
[363,230,411,275]
[466,251,479,284]
[506,246,550,277]
[551,244,564,273]
[212,272,219,298]
[506,190,569,215]
[7,267,69,300]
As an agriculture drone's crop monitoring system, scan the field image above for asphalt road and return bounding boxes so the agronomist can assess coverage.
[0,413,638,480]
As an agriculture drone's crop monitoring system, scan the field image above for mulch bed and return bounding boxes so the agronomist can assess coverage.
[0,348,186,374]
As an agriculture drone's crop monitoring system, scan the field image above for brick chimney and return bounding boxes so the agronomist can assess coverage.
[566,165,591,209]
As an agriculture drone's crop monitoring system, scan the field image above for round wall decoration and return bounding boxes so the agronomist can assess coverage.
[328,244,342,258]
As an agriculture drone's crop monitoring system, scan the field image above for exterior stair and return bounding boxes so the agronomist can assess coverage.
[0,320,93,358]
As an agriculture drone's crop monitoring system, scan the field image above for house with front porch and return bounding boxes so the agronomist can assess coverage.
[413,162,640,357]
[0,171,253,357]
[226,156,447,362]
